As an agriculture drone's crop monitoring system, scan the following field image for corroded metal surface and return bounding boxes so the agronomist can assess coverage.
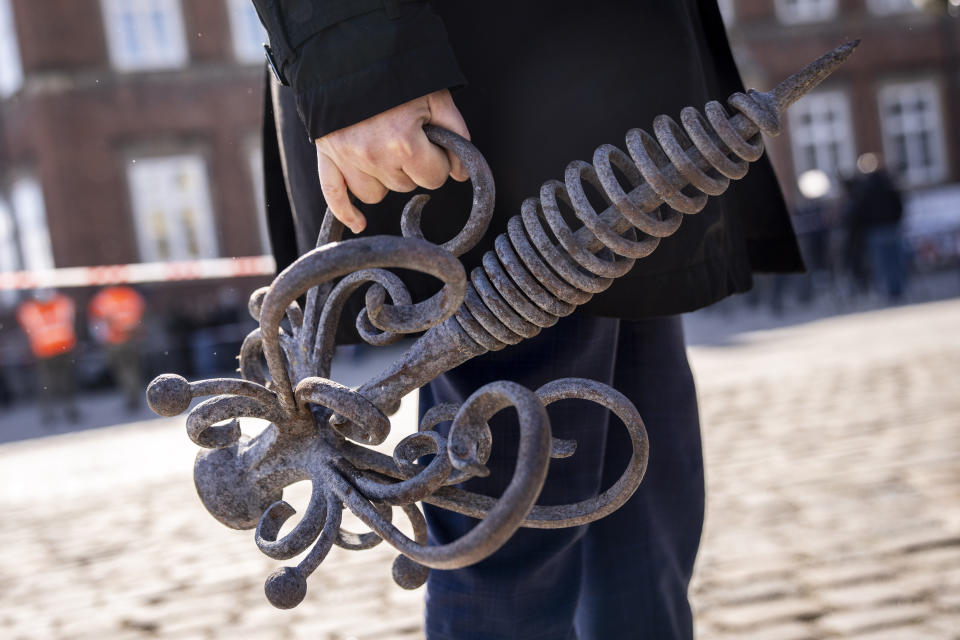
[147,42,858,609]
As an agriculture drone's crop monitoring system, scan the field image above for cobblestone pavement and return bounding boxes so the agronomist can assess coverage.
[1,298,958,639]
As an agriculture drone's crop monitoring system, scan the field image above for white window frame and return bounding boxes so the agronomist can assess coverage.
[0,199,18,272]
[0,0,23,97]
[226,0,266,64]
[246,142,271,253]
[878,79,948,187]
[10,175,55,272]
[866,0,918,15]
[716,0,736,25]
[787,88,857,191]
[127,154,220,262]
[101,0,188,71]
[0,197,20,307]
[774,0,838,24]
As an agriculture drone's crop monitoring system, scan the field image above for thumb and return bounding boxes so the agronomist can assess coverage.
[426,90,471,182]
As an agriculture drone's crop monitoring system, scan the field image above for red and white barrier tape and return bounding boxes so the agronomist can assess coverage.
[0,256,277,291]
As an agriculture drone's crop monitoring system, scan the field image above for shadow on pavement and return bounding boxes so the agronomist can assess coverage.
[683,269,960,347]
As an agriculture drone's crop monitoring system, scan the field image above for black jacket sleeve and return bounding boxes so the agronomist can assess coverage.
[251,0,466,140]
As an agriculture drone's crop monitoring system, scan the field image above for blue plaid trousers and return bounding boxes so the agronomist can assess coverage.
[421,314,704,639]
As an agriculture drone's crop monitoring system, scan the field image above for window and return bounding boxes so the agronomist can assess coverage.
[788,89,856,189]
[0,200,18,272]
[127,155,219,262]
[101,0,188,71]
[0,176,54,305]
[0,198,19,307]
[866,0,918,15]
[878,80,948,186]
[717,0,735,25]
[774,0,838,23]
[246,144,271,253]
[226,0,266,64]
[0,0,22,97]
[11,176,55,272]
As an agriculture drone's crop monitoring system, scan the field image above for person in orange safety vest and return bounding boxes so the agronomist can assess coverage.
[16,289,81,424]
[88,285,146,412]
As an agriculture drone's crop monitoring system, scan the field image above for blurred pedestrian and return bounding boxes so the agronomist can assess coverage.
[846,153,906,302]
[773,170,834,312]
[16,289,80,424]
[88,285,146,412]
[0,370,11,408]
[841,175,870,296]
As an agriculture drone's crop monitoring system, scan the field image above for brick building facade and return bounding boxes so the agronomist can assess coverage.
[721,0,960,208]
[0,0,271,388]
[0,0,269,283]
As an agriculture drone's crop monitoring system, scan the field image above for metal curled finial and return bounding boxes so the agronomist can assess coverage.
[146,42,858,609]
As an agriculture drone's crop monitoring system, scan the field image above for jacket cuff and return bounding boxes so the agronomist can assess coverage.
[293,38,466,140]
[276,0,466,141]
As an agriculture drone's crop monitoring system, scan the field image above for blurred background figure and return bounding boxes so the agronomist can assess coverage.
[87,285,145,412]
[846,152,907,302]
[840,173,873,297]
[15,289,80,424]
[772,169,836,312]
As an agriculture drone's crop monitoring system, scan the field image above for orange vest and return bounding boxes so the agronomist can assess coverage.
[88,286,145,345]
[17,294,78,359]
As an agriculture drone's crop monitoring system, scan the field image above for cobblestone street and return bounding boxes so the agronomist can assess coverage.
[1,298,958,639]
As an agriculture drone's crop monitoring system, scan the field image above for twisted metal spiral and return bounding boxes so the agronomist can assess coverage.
[454,90,782,351]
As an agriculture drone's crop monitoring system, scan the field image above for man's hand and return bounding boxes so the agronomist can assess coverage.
[315,89,470,234]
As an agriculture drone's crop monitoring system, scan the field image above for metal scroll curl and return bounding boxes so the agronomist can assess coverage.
[147,41,859,609]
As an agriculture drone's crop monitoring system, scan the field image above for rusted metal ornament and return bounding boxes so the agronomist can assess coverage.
[147,42,858,609]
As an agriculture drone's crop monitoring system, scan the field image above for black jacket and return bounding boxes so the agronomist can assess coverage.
[255,0,803,323]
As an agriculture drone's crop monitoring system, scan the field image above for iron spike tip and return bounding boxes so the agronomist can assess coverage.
[770,40,861,112]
